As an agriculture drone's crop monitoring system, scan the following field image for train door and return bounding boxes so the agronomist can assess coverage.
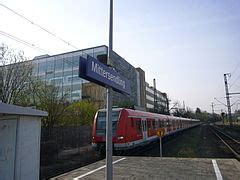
[141,118,148,141]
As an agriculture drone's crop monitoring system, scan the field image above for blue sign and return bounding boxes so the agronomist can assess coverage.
[79,55,131,95]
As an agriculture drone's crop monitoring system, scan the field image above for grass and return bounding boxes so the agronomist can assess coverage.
[162,125,233,158]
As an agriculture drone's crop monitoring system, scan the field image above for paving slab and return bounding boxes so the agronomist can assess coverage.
[51,157,240,180]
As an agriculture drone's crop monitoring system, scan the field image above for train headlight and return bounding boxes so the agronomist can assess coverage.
[117,136,124,140]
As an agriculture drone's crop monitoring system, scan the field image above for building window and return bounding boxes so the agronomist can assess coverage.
[55,58,63,71]
[38,60,46,74]
[73,56,79,68]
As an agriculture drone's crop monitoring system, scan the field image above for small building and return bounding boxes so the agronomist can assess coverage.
[0,102,47,180]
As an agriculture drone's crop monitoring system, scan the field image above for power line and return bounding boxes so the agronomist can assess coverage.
[0,3,78,50]
[230,61,240,77]
[214,96,226,100]
[229,73,240,89]
[0,30,50,54]
[231,99,240,107]
[213,103,226,106]
[214,97,227,107]
[230,85,239,92]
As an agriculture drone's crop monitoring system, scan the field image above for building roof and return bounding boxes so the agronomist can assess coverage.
[0,102,48,117]
[33,45,108,60]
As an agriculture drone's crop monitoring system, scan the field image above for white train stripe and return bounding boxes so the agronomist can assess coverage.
[212,159,223,180]
[73,157,126,180]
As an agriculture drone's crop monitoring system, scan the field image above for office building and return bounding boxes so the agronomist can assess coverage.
[145,82,169,114]
[31,45,142,107]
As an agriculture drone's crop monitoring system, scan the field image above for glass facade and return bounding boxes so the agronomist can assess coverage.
[110,51,139,105]
[30,45,142,107]
[31,45,108,102]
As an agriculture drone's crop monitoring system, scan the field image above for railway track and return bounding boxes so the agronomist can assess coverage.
[115,141,158,156]
[210,125,240,160]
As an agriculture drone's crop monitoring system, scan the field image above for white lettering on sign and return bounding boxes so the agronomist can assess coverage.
[91,61,126,89]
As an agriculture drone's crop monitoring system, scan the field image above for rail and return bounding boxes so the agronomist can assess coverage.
[210,125,240,160]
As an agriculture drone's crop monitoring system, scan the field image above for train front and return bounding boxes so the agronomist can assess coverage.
[92,108,126,154]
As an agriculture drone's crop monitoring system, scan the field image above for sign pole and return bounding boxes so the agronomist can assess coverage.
[159,137,162,157]
[157,128,164,158]
[106,87,112,180]
[106,0,113,180]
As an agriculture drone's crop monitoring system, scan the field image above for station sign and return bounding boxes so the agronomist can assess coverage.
[79,55,131,95]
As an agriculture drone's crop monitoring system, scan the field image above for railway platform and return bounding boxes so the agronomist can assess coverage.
[51,156,240,180]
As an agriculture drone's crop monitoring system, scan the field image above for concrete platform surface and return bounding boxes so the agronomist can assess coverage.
[52,156,240,180]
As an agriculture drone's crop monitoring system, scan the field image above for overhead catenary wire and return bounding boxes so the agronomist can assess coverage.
[0,3,79,50]
[229,73,240,89]
[228,59,240,90]
[0,30,50,54]
[230,84,240,92]
[230,61,240,77]
[214,97,227,107]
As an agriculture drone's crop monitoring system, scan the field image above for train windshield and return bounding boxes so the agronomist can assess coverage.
[96,110,120,136]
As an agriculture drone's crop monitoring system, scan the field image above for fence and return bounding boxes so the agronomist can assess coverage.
[40,125,92,164]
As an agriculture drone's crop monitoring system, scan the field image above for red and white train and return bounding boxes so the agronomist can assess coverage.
[92,108,200,152]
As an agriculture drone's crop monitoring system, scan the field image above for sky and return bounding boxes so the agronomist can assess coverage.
[1,0,240,113]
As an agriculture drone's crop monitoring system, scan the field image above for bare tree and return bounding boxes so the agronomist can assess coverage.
[0,44,70,128]
[169,100,181,112]
[0,44,33,104]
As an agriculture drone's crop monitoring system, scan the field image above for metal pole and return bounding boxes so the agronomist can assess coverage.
[106,0,113,180]
[106,88,112,180]
[159,137,162,157]
[211,102,214,115]
[224,73,232,126]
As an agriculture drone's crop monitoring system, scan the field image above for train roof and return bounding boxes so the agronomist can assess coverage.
[97,108,200,122]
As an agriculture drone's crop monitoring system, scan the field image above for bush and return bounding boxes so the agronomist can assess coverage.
[60,101,97,126]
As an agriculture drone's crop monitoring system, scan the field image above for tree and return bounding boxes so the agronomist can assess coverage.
[183,107,196,119]
[170,101,185,117]
[13,78,68,128]
[37,83,68,128]
[60,101,97,126]
[195,107,201,114]
[0,44,33,104]
[172,108,185,117]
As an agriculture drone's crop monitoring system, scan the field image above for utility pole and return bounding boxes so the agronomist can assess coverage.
[224,73,232,126]
[106,0,113,180]
[211,102,214,115]
[211,102,215,123]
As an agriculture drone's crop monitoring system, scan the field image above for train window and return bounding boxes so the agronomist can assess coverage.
[162,120,165,127]
[152,120,156,129]
[147,119,156,130]
[159,120,163,128]
[147,120,151,130]
[136,120,142,134]
[96,110,120,136]
[155,119,158,128]
[155,120,158,129]
[166,120,171,131]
